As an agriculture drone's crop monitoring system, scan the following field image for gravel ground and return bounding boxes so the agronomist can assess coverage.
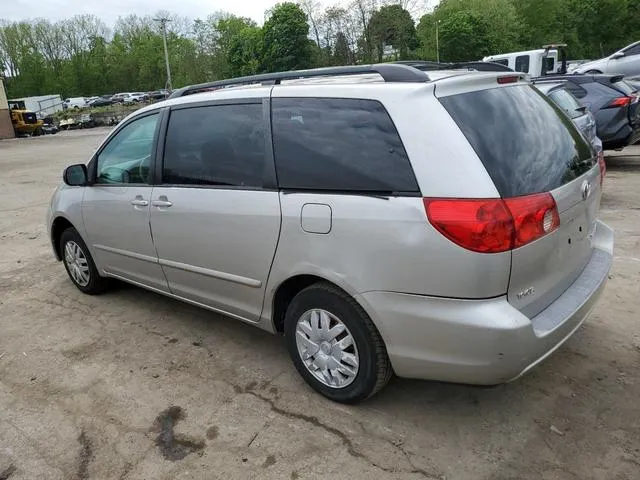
[0,129,639,480]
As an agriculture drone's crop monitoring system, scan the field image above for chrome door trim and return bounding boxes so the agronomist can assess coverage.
[94,244,159,264]
[158,258,262,288]
[103,272,259,324]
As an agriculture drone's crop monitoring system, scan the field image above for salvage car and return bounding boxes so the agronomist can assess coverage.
[48,65,613,403]
[540,73,640,149]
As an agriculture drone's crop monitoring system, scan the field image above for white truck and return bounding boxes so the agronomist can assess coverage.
[483,44,568,77]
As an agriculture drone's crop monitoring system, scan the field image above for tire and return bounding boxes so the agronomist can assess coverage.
[59,227,110,295]
[284,282,392,403]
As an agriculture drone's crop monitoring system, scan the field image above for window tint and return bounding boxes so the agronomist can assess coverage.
[623,44,640,56]
[272,98,419,194]
[543,57,555,73]
[440,85,594,198]
[493,59,509,66]
[565,82,587,99]
[549,89,584,119]
[515,55,530,73]
[163,104,265,187]
[96,113,158,184]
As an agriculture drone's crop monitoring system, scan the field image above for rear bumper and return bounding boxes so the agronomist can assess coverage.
[358,220,614,385]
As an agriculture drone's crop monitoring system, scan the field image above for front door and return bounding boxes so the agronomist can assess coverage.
[149,101,281,322]
[82,112,169,292]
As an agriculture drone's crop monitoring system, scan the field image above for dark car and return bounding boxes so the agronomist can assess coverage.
[89,96,114,108]
[148,89,169,100]
[540,73,640,149]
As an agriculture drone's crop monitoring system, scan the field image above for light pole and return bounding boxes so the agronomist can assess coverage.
[154,17,173,92]
[435,20,441,63]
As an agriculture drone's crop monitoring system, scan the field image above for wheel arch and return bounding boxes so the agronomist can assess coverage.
[50,216,76,260]
[270,274,364,334]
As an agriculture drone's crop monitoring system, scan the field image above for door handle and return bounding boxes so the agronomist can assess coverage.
[151,198,173,208]
[131,198,149,206]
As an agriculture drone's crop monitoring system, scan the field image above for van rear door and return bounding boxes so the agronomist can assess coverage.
[439,83,598,318]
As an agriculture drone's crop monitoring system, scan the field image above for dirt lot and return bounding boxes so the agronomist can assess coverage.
[0,129,639,480]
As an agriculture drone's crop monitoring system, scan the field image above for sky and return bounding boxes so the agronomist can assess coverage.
[1,0,289,26]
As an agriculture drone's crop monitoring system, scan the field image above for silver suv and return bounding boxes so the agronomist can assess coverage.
[47,64,614,403]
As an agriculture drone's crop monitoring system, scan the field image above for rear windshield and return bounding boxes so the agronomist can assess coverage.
[440,85,594,198]
[548,88,584,119]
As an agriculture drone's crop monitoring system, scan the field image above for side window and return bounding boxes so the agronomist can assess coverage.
[272,98,419,193]
[622,44,640,56]
[96,113,158,184]
[163,104,265,187]
[493,59,509,66]
[565,82,588,99]
[543,57,555,73]
[515,55,530,73]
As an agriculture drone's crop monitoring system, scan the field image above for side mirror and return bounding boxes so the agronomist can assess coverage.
[63,164,88,186]
[611,52,625,60]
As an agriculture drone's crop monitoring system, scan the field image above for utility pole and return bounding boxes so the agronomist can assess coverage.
[154,17,173,92]
[435,20,441,63]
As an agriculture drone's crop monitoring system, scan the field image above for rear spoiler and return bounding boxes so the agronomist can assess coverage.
[610,75,625,83]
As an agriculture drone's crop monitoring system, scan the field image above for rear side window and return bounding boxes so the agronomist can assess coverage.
[163,104,265,187]
[440,85,594,198]
[493,59,509,66]
[565,81,587,99]
[548,89,584,119]
[272,98,419,194]
[543,57,555,73]
[515,55,530,73]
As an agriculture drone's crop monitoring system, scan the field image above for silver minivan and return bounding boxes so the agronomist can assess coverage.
[48,65,613,403]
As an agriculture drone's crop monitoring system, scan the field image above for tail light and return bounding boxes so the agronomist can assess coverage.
[605,96,633,108]
[424,193,560,254]
[598,151,606,186]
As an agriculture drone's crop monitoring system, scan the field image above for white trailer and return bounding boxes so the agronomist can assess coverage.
[8,95,64,118]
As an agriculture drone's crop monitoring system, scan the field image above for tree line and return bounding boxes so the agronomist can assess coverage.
[1,0,639,99]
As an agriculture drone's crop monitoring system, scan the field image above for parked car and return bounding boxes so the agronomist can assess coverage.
[534,80,602,154]
[89,96,114,108]
[148,89,169,100]
[572,41,640,77]
[539,73,640,149]
[63,97,88,109]
[110,93,131,103]
[123,92,149,104]
[48,65,613,403]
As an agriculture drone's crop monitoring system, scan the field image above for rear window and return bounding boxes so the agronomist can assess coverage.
[610,79,636,95]
[548,88,584,119]
[515,55,530,73]
[440,85,594,198]
[272,98,419,194]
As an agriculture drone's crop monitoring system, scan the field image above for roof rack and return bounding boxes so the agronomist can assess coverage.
[168,63,430,99]
[394,60,514,73]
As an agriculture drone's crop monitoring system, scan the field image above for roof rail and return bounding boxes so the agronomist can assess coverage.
[394,60,514,73]
[168,63,430,99]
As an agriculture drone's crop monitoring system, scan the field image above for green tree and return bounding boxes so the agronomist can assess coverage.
[333,31,351,64]
[262,3,313,72]
[369,4,418,61]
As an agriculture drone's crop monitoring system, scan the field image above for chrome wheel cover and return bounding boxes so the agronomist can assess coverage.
[295,309,359,388]
[64,241,90,287]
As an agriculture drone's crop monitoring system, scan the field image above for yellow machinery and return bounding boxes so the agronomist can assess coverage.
[8,100,44,136]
